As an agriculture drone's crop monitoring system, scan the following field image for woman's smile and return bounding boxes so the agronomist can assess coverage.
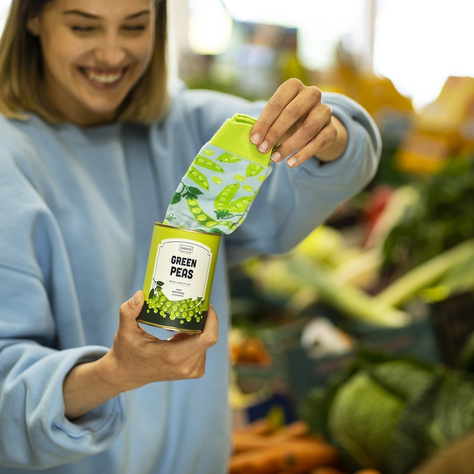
[78,66,128,88]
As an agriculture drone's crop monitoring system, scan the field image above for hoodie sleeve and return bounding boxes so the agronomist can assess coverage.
[0,124,127,469]
[225,91,382,261]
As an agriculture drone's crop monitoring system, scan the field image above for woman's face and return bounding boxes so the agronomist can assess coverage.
[28,0,156,126]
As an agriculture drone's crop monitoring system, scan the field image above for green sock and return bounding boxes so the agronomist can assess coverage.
[164,114,273,234]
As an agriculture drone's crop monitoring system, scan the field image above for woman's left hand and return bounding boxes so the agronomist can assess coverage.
[250,78,348,167]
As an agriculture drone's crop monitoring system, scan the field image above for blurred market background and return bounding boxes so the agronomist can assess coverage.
[3,1,474,473]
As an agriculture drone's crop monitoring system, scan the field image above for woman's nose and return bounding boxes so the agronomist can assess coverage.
[94,33,126,65]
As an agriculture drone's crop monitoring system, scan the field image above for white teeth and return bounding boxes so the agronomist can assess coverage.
[83,68,123,84]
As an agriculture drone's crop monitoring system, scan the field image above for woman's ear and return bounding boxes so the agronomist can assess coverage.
[26,16,40,36]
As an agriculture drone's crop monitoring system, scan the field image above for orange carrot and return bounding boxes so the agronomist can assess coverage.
[232,421,313,454]
[229,438,339,474]
[234,418,273,436]
[310,467,346,474]
[232,432,276,454]
[272,420,311,440]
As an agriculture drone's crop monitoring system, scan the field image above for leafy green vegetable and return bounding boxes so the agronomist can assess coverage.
[287,257,410,327]
[377,239,474,307]
[301,351,474,473]
[328,371,404,470]
[382,159,474,271]
[367,359,434,402]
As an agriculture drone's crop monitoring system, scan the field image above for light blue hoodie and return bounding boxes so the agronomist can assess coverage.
[0,86,380,473]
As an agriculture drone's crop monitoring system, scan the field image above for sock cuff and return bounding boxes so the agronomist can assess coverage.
[209,113,272,167]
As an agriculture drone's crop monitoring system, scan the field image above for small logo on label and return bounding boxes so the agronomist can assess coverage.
[179,244,194,254]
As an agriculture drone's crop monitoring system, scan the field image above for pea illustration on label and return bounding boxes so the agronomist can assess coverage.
[138,225,221,333]
[146,279,205,324]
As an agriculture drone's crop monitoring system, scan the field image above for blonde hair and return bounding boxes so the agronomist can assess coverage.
[0,0,169,124]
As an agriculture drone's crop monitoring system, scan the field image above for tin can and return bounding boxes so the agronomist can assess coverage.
[138,222,221,333]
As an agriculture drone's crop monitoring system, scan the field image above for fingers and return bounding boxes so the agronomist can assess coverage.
[250,79,304,154]
[119,290,145,333]
[165,304,218,352]
[200,304,219,348]
[114,292,219,385]
[150,304,219,379]
[278,112,336,167]
[250,78,336,167]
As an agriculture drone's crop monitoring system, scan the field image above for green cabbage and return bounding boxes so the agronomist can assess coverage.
[302,352,474,473]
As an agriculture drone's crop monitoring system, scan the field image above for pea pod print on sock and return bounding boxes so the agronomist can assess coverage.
[163,113,274,236]
[187,197,217,228]
[227,195,256,214]
[186,166,209,190]
[195,155,225,173]
[214,183,240,212]
[217,153,242,164]
[187,198,236,232]
[246,163,265,177]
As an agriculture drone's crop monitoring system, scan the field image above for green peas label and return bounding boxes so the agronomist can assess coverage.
[138,223,221,333]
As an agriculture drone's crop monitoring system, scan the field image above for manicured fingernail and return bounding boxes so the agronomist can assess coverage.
[287,157,297,167]
[250,133,260,144]
[258,141,269,153]
[270,151,281,162]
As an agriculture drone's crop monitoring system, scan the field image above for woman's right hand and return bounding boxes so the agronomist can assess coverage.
[63,291,218,419]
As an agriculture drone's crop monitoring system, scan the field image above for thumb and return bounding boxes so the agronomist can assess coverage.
[119,290,145,330]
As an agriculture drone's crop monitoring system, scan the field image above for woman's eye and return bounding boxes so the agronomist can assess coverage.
[123,25,147,32]
[71,25,96,33]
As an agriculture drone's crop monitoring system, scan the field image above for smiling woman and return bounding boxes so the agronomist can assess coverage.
[0,0,169,125]
[0,0,382,473]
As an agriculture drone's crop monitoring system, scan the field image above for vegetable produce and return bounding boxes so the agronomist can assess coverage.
[229,438,339,474]
[230,420,341,474]
[382,158,474,271]
[232,420,310,453]
[288,258,409,327]
[285,236,474,326]
[377,239,474,307]
[301,351,474,474]
[310,468,345,474]
[230,333,272,366]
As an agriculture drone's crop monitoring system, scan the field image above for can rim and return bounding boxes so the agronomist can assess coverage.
[155,221,222,238]
[137,318,203,334]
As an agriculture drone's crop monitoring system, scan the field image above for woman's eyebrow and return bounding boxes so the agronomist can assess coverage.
[62,10,151,20]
